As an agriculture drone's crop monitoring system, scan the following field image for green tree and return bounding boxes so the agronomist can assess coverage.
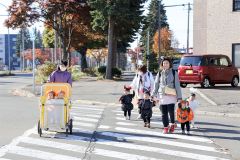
[15,28,32,55]
[141,0,169,72]
[89,0,146,79]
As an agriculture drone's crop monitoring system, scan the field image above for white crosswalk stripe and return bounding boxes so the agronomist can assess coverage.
[0,103,232,160]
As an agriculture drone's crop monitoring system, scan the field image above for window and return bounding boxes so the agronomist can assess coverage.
[232,44,240,68]
[208,57,218,66]
[180,56,203,66]
[219,57,229,66]
[233,0,240,11]
[12,38,16,41]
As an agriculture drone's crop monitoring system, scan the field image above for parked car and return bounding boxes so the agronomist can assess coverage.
[178,54,239,88]
[172,58,181,71]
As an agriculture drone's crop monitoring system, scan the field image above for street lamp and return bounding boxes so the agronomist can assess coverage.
[0,3,11,72]
[30,28,36,94]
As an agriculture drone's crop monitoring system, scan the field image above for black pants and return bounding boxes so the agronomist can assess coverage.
[138,99,144,114]
[143,117,151,123]
[160,104,175,127]
[124,110,131,117]
[181,121,190,131]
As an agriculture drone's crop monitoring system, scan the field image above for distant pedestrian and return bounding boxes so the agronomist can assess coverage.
[152,57,182,134]
[119,86,135,120]
[140,91,154,128]
[48,60,72,86]
[129,65,154,119]
[177,100,194,135]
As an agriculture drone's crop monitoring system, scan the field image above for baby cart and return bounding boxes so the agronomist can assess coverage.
[38,83,73,137]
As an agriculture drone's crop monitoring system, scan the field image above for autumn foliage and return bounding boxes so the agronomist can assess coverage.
[152,27,172,54]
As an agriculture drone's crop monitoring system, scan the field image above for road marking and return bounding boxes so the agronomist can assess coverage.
[8,146,82,160]
[73,114,101,118]
[116,122,137,126]
[93,148,162,160]
[0,128,35,157]
[73,121,95,128]
[96,139,229,160]
[71,106,104,111]
[115,127,213,143]
[116,117,127,121]
[71,112,102,116]
[0,158,12,160]
[195,89,217,106]
[73,117,99,122]
[98,125,111,129]
[99,131,220,152]
[19,135,162,160]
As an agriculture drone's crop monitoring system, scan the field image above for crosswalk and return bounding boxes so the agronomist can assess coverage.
[0,101,233,160]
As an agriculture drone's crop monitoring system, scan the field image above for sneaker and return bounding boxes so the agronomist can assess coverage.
[169,123,177,133]
[187,131,191,135]
[163,127,169,134]
[182,130,186,135]
[144,123,147,127]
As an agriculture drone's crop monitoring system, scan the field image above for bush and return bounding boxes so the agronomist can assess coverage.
[83,67,98,77]
[97,66,122,78]
[69,65,87,81]
[36,61,57,83]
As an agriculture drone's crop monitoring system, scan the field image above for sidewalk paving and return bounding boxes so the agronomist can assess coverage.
[13,76,240,118]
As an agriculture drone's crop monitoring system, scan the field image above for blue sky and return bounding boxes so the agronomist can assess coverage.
[0,0,193,48]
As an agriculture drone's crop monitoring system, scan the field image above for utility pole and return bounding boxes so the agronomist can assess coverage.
[147,29,150,70]
[186,2,191,54]
[22,28,25,71]
[158,0,161,65]
[31,29,36,94]
[54,14,57,63]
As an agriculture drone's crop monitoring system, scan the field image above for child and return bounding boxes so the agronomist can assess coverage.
[187,93,199,128]
[177,100,194,135]
[140,91,153,128]
[119,86,135,120]
[47,90,55,100]
[57,90,65,99]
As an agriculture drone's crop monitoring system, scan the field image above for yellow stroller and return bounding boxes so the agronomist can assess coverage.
[38,83,73,137]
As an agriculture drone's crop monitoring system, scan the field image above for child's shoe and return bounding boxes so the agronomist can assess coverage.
[147,123,151,128]
[182,130,186,135]
[169,123,177,133]
[187,131,191,135]
[163,127,169,134]
[144,123,147,127]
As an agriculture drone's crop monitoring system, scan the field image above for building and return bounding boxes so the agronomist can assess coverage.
[0,34,19,70]
[194,0,240,68]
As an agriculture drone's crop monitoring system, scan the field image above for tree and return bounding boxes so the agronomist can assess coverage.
[141,0,169,46]
[15,28,32,55]
[89,0,146,79]
[152,27,172,54]
[42,27,55,48]
[87,48,108,67]
[23,49,50,64]
[5,0,89,63]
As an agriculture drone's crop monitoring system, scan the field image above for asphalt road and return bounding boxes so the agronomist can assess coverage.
[0,74,239,160]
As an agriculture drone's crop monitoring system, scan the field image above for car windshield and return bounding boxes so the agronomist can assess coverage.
[180,56,202,66]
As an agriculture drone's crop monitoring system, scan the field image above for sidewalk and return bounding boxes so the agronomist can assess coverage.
[13,76,240,118]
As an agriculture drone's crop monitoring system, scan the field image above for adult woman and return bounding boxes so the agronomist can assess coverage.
[48,60,72,86]
[152,58,182,134]
[130,65,155,119]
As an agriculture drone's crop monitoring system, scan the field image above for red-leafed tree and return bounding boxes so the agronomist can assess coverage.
[23,49,50,64]
[5,0,88,64]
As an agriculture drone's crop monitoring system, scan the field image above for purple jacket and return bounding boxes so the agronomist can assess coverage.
[49,70,72,86]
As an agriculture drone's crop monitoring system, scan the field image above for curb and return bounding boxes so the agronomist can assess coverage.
[11,87,240,118]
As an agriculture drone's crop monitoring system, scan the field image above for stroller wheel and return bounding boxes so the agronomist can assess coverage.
[38,120,42,137]
[69,119,73,135]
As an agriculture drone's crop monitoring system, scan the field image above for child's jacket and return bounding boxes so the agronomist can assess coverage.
[141,99,153,118]
[119,92,135,110]
[177,107,194,123]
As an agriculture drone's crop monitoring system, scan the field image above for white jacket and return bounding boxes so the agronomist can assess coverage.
[130,71,155,99]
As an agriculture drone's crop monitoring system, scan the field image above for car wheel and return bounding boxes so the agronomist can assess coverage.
[231,76,239,87]
[201,77,210,88]
[180,83,187,88]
